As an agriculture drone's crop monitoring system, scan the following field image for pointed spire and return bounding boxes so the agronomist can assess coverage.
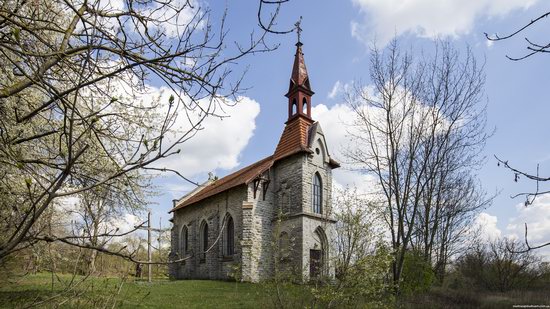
[284,18,314,121]
[288,45,312,94]
[275,18,316,160]
[288,43,311,93]
[287,17,313,97]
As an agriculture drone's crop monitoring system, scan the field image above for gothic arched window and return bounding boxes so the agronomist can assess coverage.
[311,227,328,279]
[200,220,208,261]
[312,173,322,214]
[292,98,297,115]
[180,225,188,256]
[302,97,308,114]
[224,215,234,256]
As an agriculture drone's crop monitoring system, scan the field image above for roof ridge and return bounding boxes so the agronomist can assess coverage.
[169,155,274,212]
[215,155,272,184]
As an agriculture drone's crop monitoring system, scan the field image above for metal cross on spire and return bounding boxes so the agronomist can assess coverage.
[294,16,303,44]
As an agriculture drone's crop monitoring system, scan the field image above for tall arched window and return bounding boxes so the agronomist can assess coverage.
[291,98,297,115]
[200,221,208,261]
[313,173,322,214]
[224,215,234,256]
[180,225,188,256]
[302,98,308,114]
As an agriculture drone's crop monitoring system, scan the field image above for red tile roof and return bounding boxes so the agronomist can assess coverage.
[273,115,314,161]
[169,116,341,212]
[170,156,274,212]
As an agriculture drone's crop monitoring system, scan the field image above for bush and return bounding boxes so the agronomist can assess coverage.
[400,250,435,295]
[455,238,543,292]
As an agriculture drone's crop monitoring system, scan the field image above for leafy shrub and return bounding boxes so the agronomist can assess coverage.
[400,250,435,295]
[455,238,543,292]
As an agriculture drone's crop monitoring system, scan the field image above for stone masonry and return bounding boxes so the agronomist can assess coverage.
[168,40,339,282]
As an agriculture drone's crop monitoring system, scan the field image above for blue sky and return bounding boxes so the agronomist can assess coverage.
[146,0,550,255]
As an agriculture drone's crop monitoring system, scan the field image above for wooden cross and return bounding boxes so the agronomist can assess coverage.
[294,16,303,43]
[134,210,169,283]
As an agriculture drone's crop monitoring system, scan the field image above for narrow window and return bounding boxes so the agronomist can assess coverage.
[302,97,308,114]
[200,221,208,261]
[225,215,234,256]
[180,225,188,256]
[292,98,297,115]
[313,173,322,214]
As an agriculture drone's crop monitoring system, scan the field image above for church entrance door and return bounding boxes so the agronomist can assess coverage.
[309,249,322,278]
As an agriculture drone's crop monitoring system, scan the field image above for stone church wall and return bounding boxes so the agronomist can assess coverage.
[299,130,337,280]
[241,168,277,282]
[169,185,247,280]
[169,129,337,282]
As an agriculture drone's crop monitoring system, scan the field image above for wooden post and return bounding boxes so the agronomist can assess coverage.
[147,210,152,283]
[134,211,170,283]
[158,217,162,276]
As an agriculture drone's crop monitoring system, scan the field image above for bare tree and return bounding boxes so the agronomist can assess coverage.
[456,237,541,292]
[72,182,147,274]
[344,40,489,290]
[485,11,550,252]
[333,187,383,280]
[494,157,550,252]
[413,172,491,282]
[485,12,550,61]
[0,0,291,262]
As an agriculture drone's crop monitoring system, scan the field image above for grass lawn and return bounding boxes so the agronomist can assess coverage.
[0,273,274,308]
[4,273,548,308]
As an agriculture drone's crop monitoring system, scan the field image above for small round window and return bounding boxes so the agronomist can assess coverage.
[315,148,320,155]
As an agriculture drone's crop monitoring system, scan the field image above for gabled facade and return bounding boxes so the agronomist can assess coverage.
[168,40,339,282]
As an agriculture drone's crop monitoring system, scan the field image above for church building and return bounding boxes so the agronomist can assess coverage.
[168,38,339,282]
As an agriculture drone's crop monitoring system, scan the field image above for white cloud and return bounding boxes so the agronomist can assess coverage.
[312,102,380,195]
[107,213,143,234]
[473,212,502,241]
[507,194,550,246]
[327,81,353,100]
[158,96,261,177]
[73,0,203,38]
[144,0,204,38]
[312,103,353,158]
[328,81,342,99]
[351,0,539,46]
[96,71,261,179]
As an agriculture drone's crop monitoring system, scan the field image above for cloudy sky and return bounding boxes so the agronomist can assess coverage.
[144,0,550,257]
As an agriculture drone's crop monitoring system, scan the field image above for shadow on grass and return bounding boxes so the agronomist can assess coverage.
[0,289,58,308]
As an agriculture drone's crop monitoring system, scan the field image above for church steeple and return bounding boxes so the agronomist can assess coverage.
[285,19,314,121]
[273,23,316,162]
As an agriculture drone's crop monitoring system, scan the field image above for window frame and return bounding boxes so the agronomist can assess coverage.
[180,225,188,256]
[224,215,235,258]
[312,173,323,214]
[291,98,297,115]
[200,220,208,262]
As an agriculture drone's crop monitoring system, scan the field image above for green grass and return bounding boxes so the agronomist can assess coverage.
[401,287,550,309]
[0,273,273,308]
[6,273,547,308]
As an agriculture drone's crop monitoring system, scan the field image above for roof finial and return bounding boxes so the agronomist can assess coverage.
[294,16,303,44]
